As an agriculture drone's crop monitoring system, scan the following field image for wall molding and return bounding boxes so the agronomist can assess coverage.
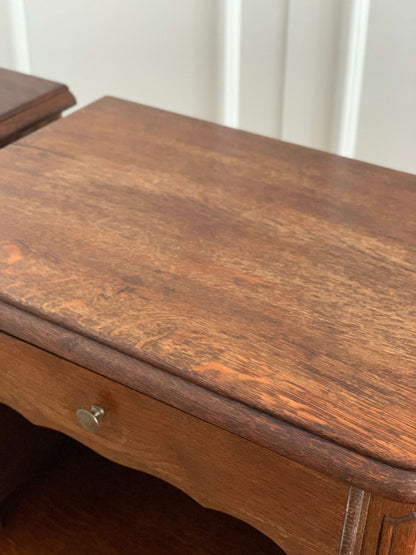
[6,0,31,73]
[332,0,371,157]
[221,0,242,128]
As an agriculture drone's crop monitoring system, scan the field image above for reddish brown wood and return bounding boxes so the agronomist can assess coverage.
[339,487,371,554]
[0,67,75,146]
[2,308,416,504]
[0,331,349,554]
[0,97,415,495]
[362,497,416,554]
[378,514,416,555]
[0,96,416,553]
[1,441,284,554]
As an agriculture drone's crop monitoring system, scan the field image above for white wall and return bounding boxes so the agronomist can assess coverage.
[239,0,288,138]
[24,0,219,122]
[281,0,343,152]
[355,0,416,174]
[0,0,414,173]
[0,1,13,68]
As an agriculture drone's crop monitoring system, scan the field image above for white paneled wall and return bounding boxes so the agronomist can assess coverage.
[23,0,219,122]
[219,0,242,127]
[239,0,288,138]
[0,1,13,68]
[355,0,416,174]
[0,0,414,173]
[281,0,343,151]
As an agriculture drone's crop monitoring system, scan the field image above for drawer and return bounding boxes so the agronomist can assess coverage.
[0,331,350,554]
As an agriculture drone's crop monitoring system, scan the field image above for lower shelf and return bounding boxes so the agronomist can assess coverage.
[1,439,283,554]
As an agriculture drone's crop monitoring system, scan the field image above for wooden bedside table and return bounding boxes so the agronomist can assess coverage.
[0,97,415,554]
[0,67,75,147]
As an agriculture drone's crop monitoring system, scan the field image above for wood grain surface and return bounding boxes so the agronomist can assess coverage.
[2,317,416,504]
[0,67,75,146]
[0,97,415,477]
[361,496,416,554]
[339,487,370,554]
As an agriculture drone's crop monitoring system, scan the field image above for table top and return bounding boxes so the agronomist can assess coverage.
[0,67,75,144]
[0,97,415,489]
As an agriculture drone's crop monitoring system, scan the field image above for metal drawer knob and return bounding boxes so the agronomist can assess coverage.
[76,405,105,433]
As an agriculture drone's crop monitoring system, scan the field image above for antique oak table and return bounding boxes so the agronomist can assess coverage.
[0,97,415,554]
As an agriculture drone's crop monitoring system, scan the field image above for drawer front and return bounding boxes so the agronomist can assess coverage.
[0,331,349,554]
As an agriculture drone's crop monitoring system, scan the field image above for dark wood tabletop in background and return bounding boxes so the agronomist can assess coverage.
[0,97,415,501]
[0,67,75,147]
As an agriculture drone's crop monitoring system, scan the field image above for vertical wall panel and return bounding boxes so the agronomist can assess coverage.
[24,0,219,121]
[330,0,370,157]
[281,0,343,151]
[3,0,414,173]
[219,0,242,128]
[239,0,288,138]
[0,0,13,68]
[6,0,31,73]
[355,0,416,173]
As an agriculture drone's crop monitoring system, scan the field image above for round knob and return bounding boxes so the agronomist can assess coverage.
[76,405,105,433]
